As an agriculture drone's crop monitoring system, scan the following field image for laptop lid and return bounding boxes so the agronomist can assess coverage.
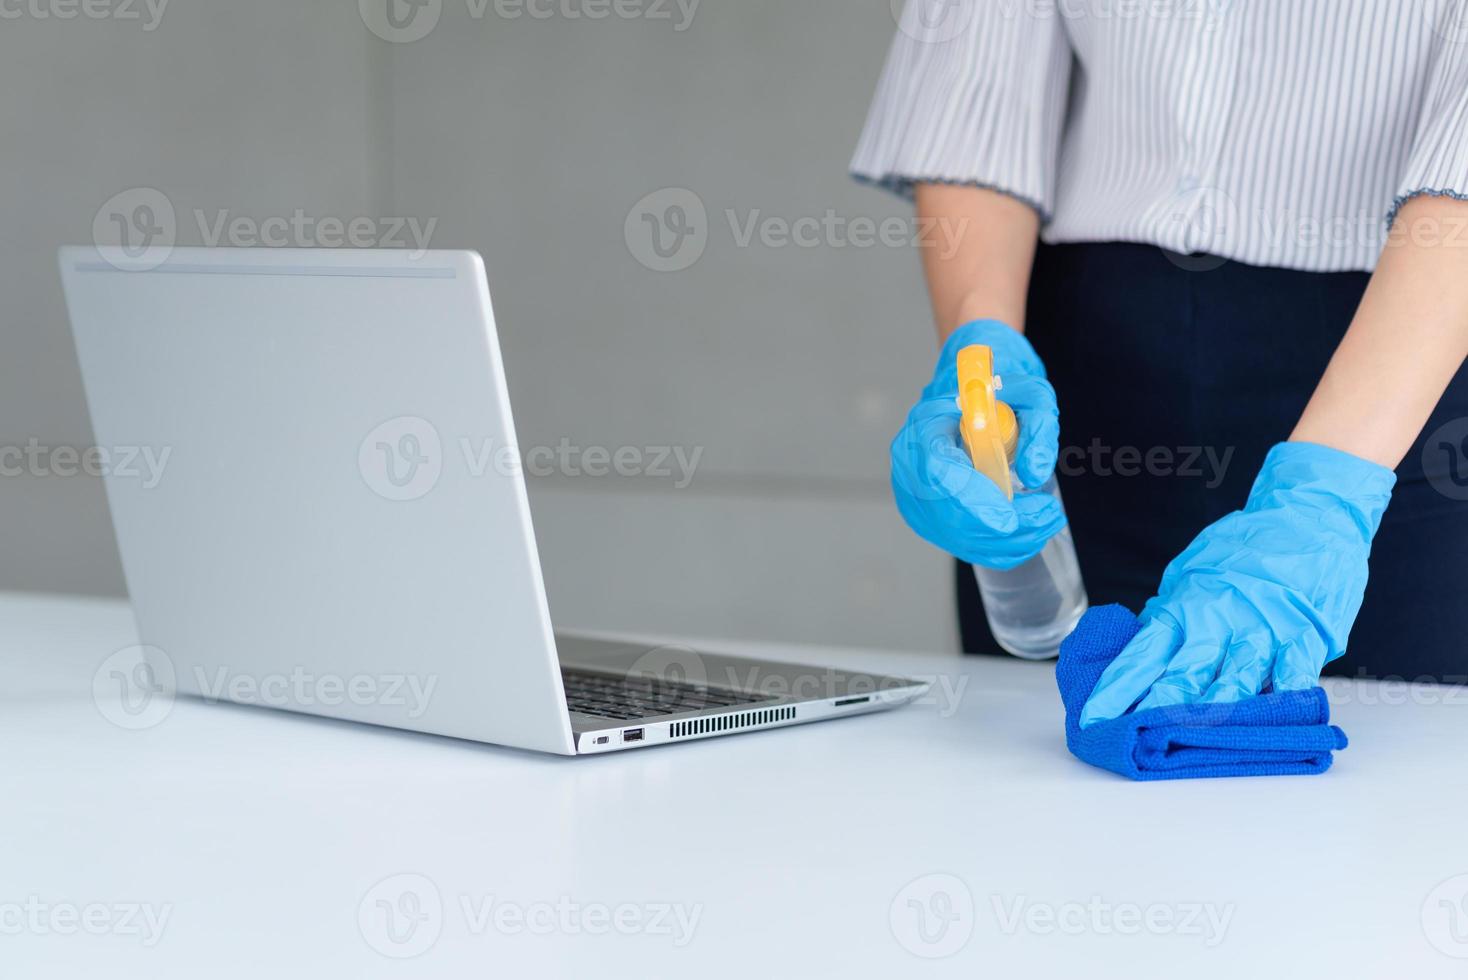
[58,246,575,754]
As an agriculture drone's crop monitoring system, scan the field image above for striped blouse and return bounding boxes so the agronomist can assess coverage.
[852,0,1468,272]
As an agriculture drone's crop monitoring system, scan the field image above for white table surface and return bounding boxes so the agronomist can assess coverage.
[5,590,1467,978]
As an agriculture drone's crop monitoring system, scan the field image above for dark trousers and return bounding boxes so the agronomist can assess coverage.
[956,243,1468,683]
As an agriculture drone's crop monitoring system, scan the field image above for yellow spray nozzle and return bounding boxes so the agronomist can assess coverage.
[956,344,1019,500]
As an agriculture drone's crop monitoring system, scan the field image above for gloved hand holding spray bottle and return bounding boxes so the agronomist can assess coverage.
[890,319,1086,660]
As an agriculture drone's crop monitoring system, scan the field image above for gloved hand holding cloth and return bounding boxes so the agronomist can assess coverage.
[1080,441,1397,729]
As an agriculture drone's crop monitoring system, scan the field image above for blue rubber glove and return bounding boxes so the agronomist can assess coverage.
[1079,441,1397,728]
[891,319,1065,570]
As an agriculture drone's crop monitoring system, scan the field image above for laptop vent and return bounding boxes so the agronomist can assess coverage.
[668,706,795,739]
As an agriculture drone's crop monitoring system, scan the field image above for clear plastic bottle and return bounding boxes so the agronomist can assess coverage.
[954,343,1087,661]
[973,475,1088,660]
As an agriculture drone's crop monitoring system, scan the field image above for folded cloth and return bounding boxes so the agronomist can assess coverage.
[1057,605,1348,780]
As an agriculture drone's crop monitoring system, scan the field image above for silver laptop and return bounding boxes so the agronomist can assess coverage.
[58,246,928,754]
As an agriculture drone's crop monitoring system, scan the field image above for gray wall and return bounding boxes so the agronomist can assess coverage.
[0,0,958,652]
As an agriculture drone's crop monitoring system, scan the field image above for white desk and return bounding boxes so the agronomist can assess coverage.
[5,591,1466,978]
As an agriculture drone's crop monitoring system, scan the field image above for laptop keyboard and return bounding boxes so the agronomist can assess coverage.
[561,669,765,722]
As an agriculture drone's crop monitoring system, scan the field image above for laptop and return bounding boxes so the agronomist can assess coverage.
[58,246,929,754]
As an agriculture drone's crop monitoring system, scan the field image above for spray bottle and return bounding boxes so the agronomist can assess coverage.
[956,344,1088,660]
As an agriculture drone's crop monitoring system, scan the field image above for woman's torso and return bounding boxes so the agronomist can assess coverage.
[1049,1,1458,270]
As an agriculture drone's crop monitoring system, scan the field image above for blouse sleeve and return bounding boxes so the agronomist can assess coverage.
[1392,3,1468,225]
[849,0,1074,221]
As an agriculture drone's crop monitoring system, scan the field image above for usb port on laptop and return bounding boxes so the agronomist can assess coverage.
[621,728,645,743]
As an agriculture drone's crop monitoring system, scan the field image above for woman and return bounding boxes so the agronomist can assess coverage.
[853,1,1468,725]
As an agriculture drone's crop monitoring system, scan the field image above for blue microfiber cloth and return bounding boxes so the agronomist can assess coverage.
[1057,605,1348,780]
